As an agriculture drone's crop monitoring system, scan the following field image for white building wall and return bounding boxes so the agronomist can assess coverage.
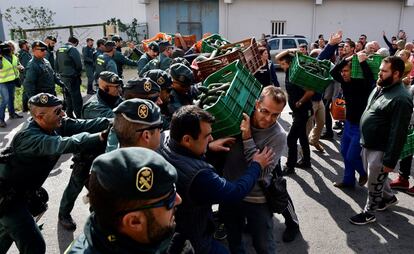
[144,0,160,38]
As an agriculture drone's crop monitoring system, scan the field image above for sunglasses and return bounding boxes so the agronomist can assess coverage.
[135,122,163,132]
[53,107,63,116]
[257,106,280,119]
[117,187,177,216]
[35,48,47,52]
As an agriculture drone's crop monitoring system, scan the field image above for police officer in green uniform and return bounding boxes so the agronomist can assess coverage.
[55,36,83,118]
[23,41,65,98]
[143,69,173,130]
[158,40,174,70]
[137,42,159,76]
[94,41,118,80]
[123,77,162,105]
[44,35,56,70]
[0,93,111,254]
[111,35,138,78]
[82,38,95,95]
[167,63,196,116]
[17,40,32,111]
[106,85,163,152]
[58,71,123,230]
[65,147,181,254]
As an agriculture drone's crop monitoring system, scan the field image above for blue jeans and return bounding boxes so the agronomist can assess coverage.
[222,201,276,254]
[0,82,16,121]
[340,121,366,185]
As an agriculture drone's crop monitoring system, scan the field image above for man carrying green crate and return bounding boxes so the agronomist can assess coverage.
[167,63,196,116]
[275,49,314,175]
[349,56,413,225]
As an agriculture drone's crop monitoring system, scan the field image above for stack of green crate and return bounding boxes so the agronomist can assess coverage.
[400,128,414,159]
[201,34,230,53]
[351,54,383,80]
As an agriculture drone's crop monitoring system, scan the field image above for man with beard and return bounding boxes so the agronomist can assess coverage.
[65,147,182,254]
[44,35,57,70]
[137,42,159,76]
[349,56,413,225]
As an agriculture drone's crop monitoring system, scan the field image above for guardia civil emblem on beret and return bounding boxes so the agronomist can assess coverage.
[179,75,185,82]
[40,94,48,104]
[138,104,149,119]
[136,167,153,192]
[157,77,165,85]
[144,81,152,92]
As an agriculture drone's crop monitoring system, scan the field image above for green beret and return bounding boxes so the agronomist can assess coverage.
[170,57,190,68]
[31,40,48,50]
[143,69,172,90]
[170,63,194,86]
[99,71,123,85]
[113,98,162,126]
[148,41,159,52]
[29,93,62,107]
[46,35,57,42]
[92,147,177,200]
[159,40,173,52]
[123,77,160,96]
[18,39,28,47]
[111,35,122,42]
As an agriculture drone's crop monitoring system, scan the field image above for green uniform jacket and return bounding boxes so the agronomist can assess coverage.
[23,57,64,98]
[360,82,413,168]
[159,53,172,71]
[65,214,169,254]
[137,53,152,76]
[82,46,95,66]
[45,48,55,70]
[82,91,122,119]
[113,50,138,78]
[5,117,109,193]
[17,50,32,68]
[94,54,118,80]
[55,43,82,77]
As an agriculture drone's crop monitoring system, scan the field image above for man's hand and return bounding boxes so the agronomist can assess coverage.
[328,30,343,45]
[252,146,275,170]
[208,137,236,152]
[100,123,113,142]
[357,52,368,62]
[383,166,394,173]
[240,113,252,140]
[128,42,136,49]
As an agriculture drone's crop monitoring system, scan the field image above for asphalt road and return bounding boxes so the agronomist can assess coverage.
[2,69,414,253]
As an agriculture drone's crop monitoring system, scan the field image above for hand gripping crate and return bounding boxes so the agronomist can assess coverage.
[202,60,263,139]
[351,54,383,80]
[201,34,230,53]
[400,128,414,159]
[289,52,333,93]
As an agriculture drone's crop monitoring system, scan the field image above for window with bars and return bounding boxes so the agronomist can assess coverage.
[271,21,286,35]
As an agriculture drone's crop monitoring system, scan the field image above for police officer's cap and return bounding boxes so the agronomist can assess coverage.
[99,71,123,85]
[148,42,159,53]
[18,39,28,47]
[31,40,48,50]
[92,147,177,200]
[45,35,57,42]
[170,63,194,86]
[124,77,161,95]
[97,38,106,46]
[159,40,173,52]
[0,42,10,51]
[143,69,172,90]
[111,35,122,42]
[170,57,190,68]
[29,93,62,107]
[113,98,162,127]
[104,41,116,51]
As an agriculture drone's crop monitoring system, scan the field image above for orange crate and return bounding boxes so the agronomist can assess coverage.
[174,34,197,49]
[220,37,261,75]
[142,32,172,52]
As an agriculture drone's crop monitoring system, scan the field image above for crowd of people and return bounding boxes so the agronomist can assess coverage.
[0,28,413,253]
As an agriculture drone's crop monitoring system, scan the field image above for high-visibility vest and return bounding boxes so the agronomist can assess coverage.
[0,55,20,83]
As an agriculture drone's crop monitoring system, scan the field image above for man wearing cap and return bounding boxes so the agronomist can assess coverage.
[58,71,123,230]
[55,36,83,118]
[168,63,196,116]
[111,35,139,79]
[106,98,163,152]
[137,42,159,76]
[0,93,111,254]
[94,41,118,80]
[159,105,274,253]
[123,77,162,105]
[23,41,65,100]
[65,147,182,254]
[144,69,173,130]
[82,38,96,95]
[44,35,57,70]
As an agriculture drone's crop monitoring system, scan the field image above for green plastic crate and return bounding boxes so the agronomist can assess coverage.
[201,34,230,53]
[400,128,414,159]
[351,54,383,80]
[202,60,263,138]
[289,53,333,93]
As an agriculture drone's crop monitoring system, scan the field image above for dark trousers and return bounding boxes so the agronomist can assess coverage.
[287,111,311,168]
[61,76,83,118]
[85,64,95,93]
[399,156,413,180]
[59,154,93,217]
[323,99,334,135]
[0,200,45,254]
